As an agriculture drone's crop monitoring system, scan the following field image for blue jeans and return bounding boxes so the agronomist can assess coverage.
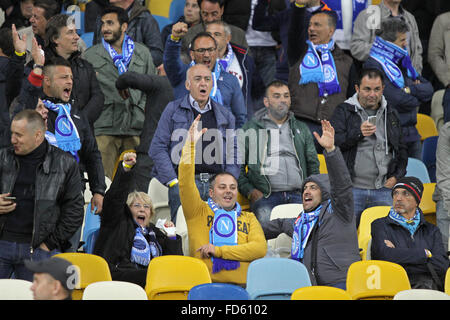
[436,199,450,251]
[249,46,277,87]
[250,191,303,224]
[352,187,393,228]
[0,240,59,281]
[443,88,450,124]
[169,178,210,224]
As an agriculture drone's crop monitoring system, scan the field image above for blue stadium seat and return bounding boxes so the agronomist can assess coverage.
[82,203,100,249]
[81,32,94,48]
[188,283,250,300]
[169,0,185,23]
[246,258,311,300]
[421,136,438,183]
[84,228,99,254]
[153,15,172,32]
[406,157,431,184]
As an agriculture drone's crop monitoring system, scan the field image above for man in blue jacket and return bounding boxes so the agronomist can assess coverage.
[205,20,265,118]
[371,177,449,290]
[163,22,247,128]
[149,64,240,223]
[363,18,433,160]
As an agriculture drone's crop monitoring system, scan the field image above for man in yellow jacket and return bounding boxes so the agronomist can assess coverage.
[179,114,267,285]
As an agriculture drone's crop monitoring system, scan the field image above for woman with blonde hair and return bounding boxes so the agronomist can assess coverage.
[93,152,183,288]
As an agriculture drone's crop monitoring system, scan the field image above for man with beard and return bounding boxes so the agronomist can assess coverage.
[84,6,156,179]
[238,80,319,224]
[331,68,408,227]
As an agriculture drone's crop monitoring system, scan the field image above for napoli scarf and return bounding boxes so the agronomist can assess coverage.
[299,39,341,97]
[102,34,135,75]
[130,226,162,267]
[42,100,81,162]
[218,43,235,72]
[208,198,241,273]
[291,200,331,261]
[189,60,223,105]
[388,207,420,235]
[369,36,419,89]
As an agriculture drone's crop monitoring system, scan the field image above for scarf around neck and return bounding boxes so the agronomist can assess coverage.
[102,34,135,74]
[388,207,420,235]
[208,198,241,273]
[299,39,341,97]
[42,100,81,162]
[369,36,419,89]
[189,60,223,105]
[130,226,162,267]
[218,43,235,72]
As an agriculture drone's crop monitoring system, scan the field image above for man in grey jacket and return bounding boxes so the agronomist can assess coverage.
[350,0,423,73]
[261,120,360,289]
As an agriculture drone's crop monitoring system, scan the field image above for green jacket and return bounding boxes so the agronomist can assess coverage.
[238,109,320,198]
[83,41,156,136]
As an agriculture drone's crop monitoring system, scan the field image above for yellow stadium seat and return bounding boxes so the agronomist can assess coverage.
[346,260,411,300]
[145,255,211,300]
[445,268,450,295]
[416,113,438,141]
[291,286,352,300]
[53,253,112,300]
[317,154,327,173]
[420,183,436,224]
[357,206,390,260]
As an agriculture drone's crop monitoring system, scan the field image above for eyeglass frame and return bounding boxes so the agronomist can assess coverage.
[191,46,217,54]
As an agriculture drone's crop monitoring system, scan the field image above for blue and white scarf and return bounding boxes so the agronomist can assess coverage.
[388,207,420,235]
[208,198,241,273]
[299,39,341,97]
[130,226,162,267]
[369,36,419,89]
[42,100,81,162]
[102,34,135,75]
[189,60,223,105]
[218,43,234,72]
[291,200,331,261]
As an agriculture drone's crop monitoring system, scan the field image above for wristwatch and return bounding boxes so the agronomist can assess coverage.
[33,63,44,69]
[403,87,411,94]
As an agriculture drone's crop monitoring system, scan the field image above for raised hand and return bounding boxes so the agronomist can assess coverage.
[188,114,208,144]
[31,37,45,66]
[313,120,335,153]
[11,24,27,54]
[171,22,189,39]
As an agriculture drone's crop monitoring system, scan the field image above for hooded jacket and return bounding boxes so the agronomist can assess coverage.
[331,93,408,182]
[261,147,361,286]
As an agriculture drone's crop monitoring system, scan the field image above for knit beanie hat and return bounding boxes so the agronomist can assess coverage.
[391,177,424,205]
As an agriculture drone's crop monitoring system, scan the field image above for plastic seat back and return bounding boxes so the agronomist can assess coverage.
[153,14,172,31]
[406,158,431,183]
[346,260,411,300]
[53,253,112,300]
[267,204,302,257]
[0,279,33,300]
[317,154,327,173]
[291,286,352,300]
[393,289,450,300]
[169,0,185,22]
[421,136,438,182]
[357,206,390,259]
[445,268,450,295]
[420,183,437,224]
[188,283,250,300]
[145,255,211,300]
[416,113,438,141]
[82,281,148,300]
[246,258,311,300]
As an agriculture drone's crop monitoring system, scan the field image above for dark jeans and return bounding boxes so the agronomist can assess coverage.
[249,46,277,87]
[250,190,303,224]
[443,88,450,124]
[0,240,59,281]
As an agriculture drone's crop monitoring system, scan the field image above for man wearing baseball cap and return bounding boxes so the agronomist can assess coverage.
[25,257,78,300]
[371,177,449,290]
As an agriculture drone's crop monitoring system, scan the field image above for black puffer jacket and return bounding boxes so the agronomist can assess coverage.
[0,142,84,251]
[94,164,183,272]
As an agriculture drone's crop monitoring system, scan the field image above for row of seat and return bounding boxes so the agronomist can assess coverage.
[1,254,449,300]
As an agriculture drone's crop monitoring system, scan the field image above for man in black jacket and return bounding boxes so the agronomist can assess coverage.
[331,68,408,227]
[14,48,106,251]
[43,14,104,128]
[0,109,84,281]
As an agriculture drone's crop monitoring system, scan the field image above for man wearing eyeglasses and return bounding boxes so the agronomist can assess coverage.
[371,177,449,290]
[163,22,247,129]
